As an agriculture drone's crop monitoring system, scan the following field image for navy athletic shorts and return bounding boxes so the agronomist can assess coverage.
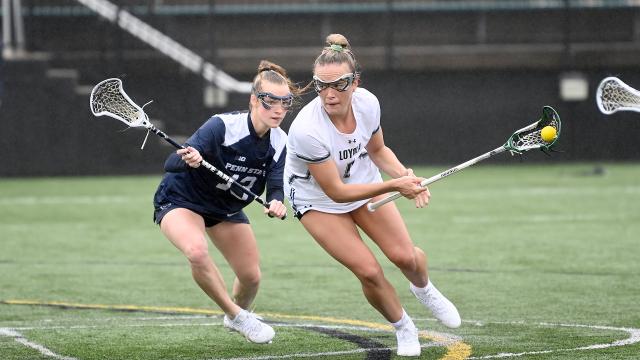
[153,201,249,228]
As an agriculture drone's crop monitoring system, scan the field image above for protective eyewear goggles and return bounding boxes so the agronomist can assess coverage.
[255,92,294,110]
[313,73,356,93]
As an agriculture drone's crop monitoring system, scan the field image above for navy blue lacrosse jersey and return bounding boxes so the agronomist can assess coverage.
[153,111,287,219]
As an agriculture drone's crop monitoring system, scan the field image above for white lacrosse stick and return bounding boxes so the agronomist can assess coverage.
[89,78,285,219]
[596,76,640,114]
[368,106,561,212]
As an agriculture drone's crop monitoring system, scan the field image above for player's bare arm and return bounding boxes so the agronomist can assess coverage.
[308,160,424,202]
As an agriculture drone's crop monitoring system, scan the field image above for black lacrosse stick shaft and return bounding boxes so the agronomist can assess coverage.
[148,125,285,220]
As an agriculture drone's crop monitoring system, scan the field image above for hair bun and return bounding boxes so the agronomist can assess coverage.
[325,33,350,49]
[257,60,288,77]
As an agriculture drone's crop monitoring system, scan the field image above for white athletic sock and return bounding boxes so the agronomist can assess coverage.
[425,279,434,291]
[391,309,411,329]
[230,309,246,323]
[412,279,433,294]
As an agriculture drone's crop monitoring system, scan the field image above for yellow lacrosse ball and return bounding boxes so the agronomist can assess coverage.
[540,126,557,142]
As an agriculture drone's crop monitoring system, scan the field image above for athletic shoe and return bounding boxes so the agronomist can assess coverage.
[395,320,421,356]
[410,282,461,328]
[223,309,275,343]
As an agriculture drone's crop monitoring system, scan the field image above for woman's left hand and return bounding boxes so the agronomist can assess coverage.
[406,168,430,208]
[265,200,287,219]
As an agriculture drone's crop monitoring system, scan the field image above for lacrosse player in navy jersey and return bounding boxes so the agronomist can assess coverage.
[284,34,461,356]
[153,60,300,344]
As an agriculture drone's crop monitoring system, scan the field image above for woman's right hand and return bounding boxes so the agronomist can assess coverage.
[406,168,430,208]
[392,175,427,200]
[177,146,202,168]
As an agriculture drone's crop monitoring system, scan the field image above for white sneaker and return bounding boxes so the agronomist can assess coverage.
[223,309,275,344]
[410,282,461,328]
[396,321,421,357]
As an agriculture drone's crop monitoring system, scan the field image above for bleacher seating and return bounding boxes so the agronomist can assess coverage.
[3,0,640,176]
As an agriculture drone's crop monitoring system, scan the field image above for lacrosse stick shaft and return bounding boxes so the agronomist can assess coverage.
[367,146,507,212]
[148,125,286,220]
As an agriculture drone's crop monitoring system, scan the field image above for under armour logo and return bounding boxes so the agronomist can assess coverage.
[237,156,246,162]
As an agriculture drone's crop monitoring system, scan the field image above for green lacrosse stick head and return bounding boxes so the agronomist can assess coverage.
[505,105,561,155]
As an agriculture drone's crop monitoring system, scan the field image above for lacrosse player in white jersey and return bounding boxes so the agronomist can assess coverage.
[284,34,461,356]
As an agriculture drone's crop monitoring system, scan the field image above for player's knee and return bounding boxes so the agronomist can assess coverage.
[355,264,385,287]
[184,244,210,266]
[238,268,261,288]
[388,252,418,272]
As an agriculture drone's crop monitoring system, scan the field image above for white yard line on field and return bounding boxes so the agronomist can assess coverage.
[11,321,411,334]
[0,327,78,360]
[0,195,148,205]
[2,320,460,360]
[207,342,443,360]
[13,322,223,331]
[5,301,639,360]
[451,213,630,224]
[32,315,214,322]
[3,185,637,206]
[415,319,640,359]
[445,185,640,198]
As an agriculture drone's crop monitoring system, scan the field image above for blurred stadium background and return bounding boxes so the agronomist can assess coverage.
[2,0,640,176]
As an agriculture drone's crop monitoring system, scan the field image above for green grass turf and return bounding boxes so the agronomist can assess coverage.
[1,163,639,359]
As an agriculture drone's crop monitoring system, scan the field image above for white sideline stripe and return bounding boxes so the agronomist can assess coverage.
[209,342,442,360]
[3,223,91,231]
[5,317,638,360]
[211,334,454,360]
[462,322,640,359]
[14,323,222,330]
[35,315,214,322]
[0,195,147,205]
[451,213,630,224]
[4,186,638,207]
[0,328,78,360]
[447,185,640,197]
[12,322,388,333]
[4,322,459,360]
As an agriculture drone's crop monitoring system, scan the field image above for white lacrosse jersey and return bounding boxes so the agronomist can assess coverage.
[284,88,383,216]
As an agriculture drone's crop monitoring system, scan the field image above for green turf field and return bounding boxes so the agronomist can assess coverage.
[1,163,639,359]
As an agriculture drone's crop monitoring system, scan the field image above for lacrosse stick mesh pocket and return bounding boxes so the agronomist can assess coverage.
[90,79,144,125]
[598,78,640,114]
[508,106,561,153]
